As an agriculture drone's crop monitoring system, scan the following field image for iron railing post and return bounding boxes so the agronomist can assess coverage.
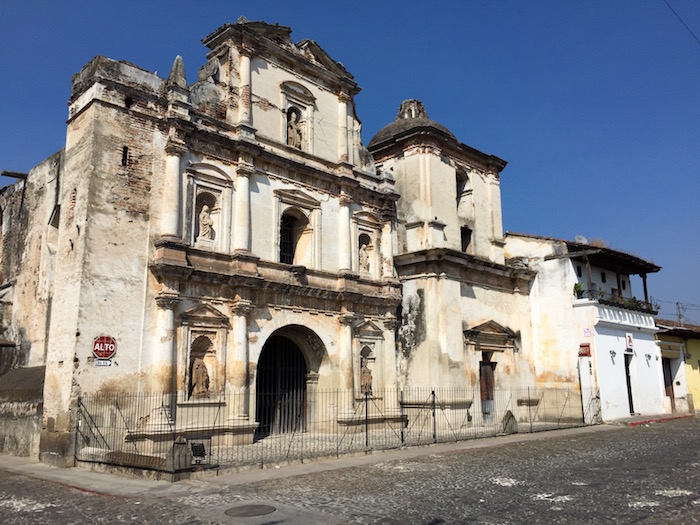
[431,390,437,443]
[400,390,405,445]
[365,390,370,450]
[528,387,533,433]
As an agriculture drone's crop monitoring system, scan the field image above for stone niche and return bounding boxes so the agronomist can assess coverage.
[178,303,229,402]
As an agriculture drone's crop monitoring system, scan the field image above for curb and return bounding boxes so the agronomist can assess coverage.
[627,413,695,427]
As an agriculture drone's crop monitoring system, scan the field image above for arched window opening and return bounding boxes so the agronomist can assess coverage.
[46,205,60,252]
[456,170,471,208]
[280,210,308,264]
[461,226,472,252]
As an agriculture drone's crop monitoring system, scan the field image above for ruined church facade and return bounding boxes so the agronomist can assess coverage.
[1,20,405,463]
[1,19,587,465]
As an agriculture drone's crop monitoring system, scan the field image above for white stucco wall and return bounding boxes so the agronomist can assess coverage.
[400,274,534,390]
[506,233,667,422]
[593,316,664,420]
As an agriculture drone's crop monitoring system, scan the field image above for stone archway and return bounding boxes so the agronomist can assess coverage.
[254,325,325,440]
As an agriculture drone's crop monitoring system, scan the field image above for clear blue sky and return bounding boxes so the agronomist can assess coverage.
[1,1,698,322]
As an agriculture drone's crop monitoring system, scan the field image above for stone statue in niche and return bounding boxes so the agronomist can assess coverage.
[189,357,210,399]
[359,243,370,273]
[399,293,420,358]
[287,109,303,149]
[198,205,214,240]
[361,358,373,396]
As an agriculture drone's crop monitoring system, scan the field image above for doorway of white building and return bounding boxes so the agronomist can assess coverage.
[662,357,676,412]
[624,353,635,414]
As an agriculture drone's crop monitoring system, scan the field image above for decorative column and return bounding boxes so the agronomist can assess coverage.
[238,45,253,125]
[419,150,432,248]
[233,157,254,253]
[154,293,180,391]
[383,315,401,411]
[228,298,255,419]
[337,92,351,163]
[488,170,505,262]
[339,308,356,397]
[306,371,320,433]
[380,212,395,280]
[339,193,353,272]
[161,138,186,239]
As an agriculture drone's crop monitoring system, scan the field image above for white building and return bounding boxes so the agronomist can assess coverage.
[505,233,665,421]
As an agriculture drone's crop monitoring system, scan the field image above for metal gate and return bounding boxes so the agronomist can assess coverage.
[255,336,308,440]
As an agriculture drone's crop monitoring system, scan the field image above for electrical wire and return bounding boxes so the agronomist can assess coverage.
[663,0,700,46]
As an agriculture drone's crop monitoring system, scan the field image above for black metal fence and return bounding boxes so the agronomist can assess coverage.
[75,386,600,473]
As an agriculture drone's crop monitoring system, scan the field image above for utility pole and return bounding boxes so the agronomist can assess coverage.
[676,302,684,327]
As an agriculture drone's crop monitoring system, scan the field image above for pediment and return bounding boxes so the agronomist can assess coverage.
[186,162,233,182]
[354,320,384,339]
[274,188,320,209]
[464,320,517,352]
[353,210,381,226]
[296,39,353,80]
[181,303,229,326]
[281,81,315,104]
[464,320,515,337]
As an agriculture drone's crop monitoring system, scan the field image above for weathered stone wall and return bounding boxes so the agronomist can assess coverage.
[505,235,583,387]
[0,152,63,373]
[72,74,166,394]
[0,366,45,457]
[40,58,168,464]
[398,271,535,390]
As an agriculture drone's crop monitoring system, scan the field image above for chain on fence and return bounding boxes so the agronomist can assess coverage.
[75,386,599,473]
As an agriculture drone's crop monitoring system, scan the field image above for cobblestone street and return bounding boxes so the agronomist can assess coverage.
[1,418,699,524]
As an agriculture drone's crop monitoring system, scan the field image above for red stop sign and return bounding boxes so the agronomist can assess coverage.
[93,335,117,360]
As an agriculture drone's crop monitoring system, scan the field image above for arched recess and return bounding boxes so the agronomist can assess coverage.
[185,162,234,252]
[254,324,326,440]
[456,167,474,221]
[274,188,320,268]
[280,81,316,153]
[279,208,309,265]
[353,210,381,278]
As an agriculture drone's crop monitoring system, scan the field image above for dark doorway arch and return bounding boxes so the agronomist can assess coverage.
[255,335,308,440]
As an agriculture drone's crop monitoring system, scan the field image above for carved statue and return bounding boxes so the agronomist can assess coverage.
[361,359,373,396]
[359,243,370,273]
[287,110,303,149]
[399,293,420,358]
[198,205,214,240]
[189,357,210,398]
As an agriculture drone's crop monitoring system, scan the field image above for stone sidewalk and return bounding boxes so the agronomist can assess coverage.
[0,414,696,524]
[1,413,693,496]
[0,424,621,496]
